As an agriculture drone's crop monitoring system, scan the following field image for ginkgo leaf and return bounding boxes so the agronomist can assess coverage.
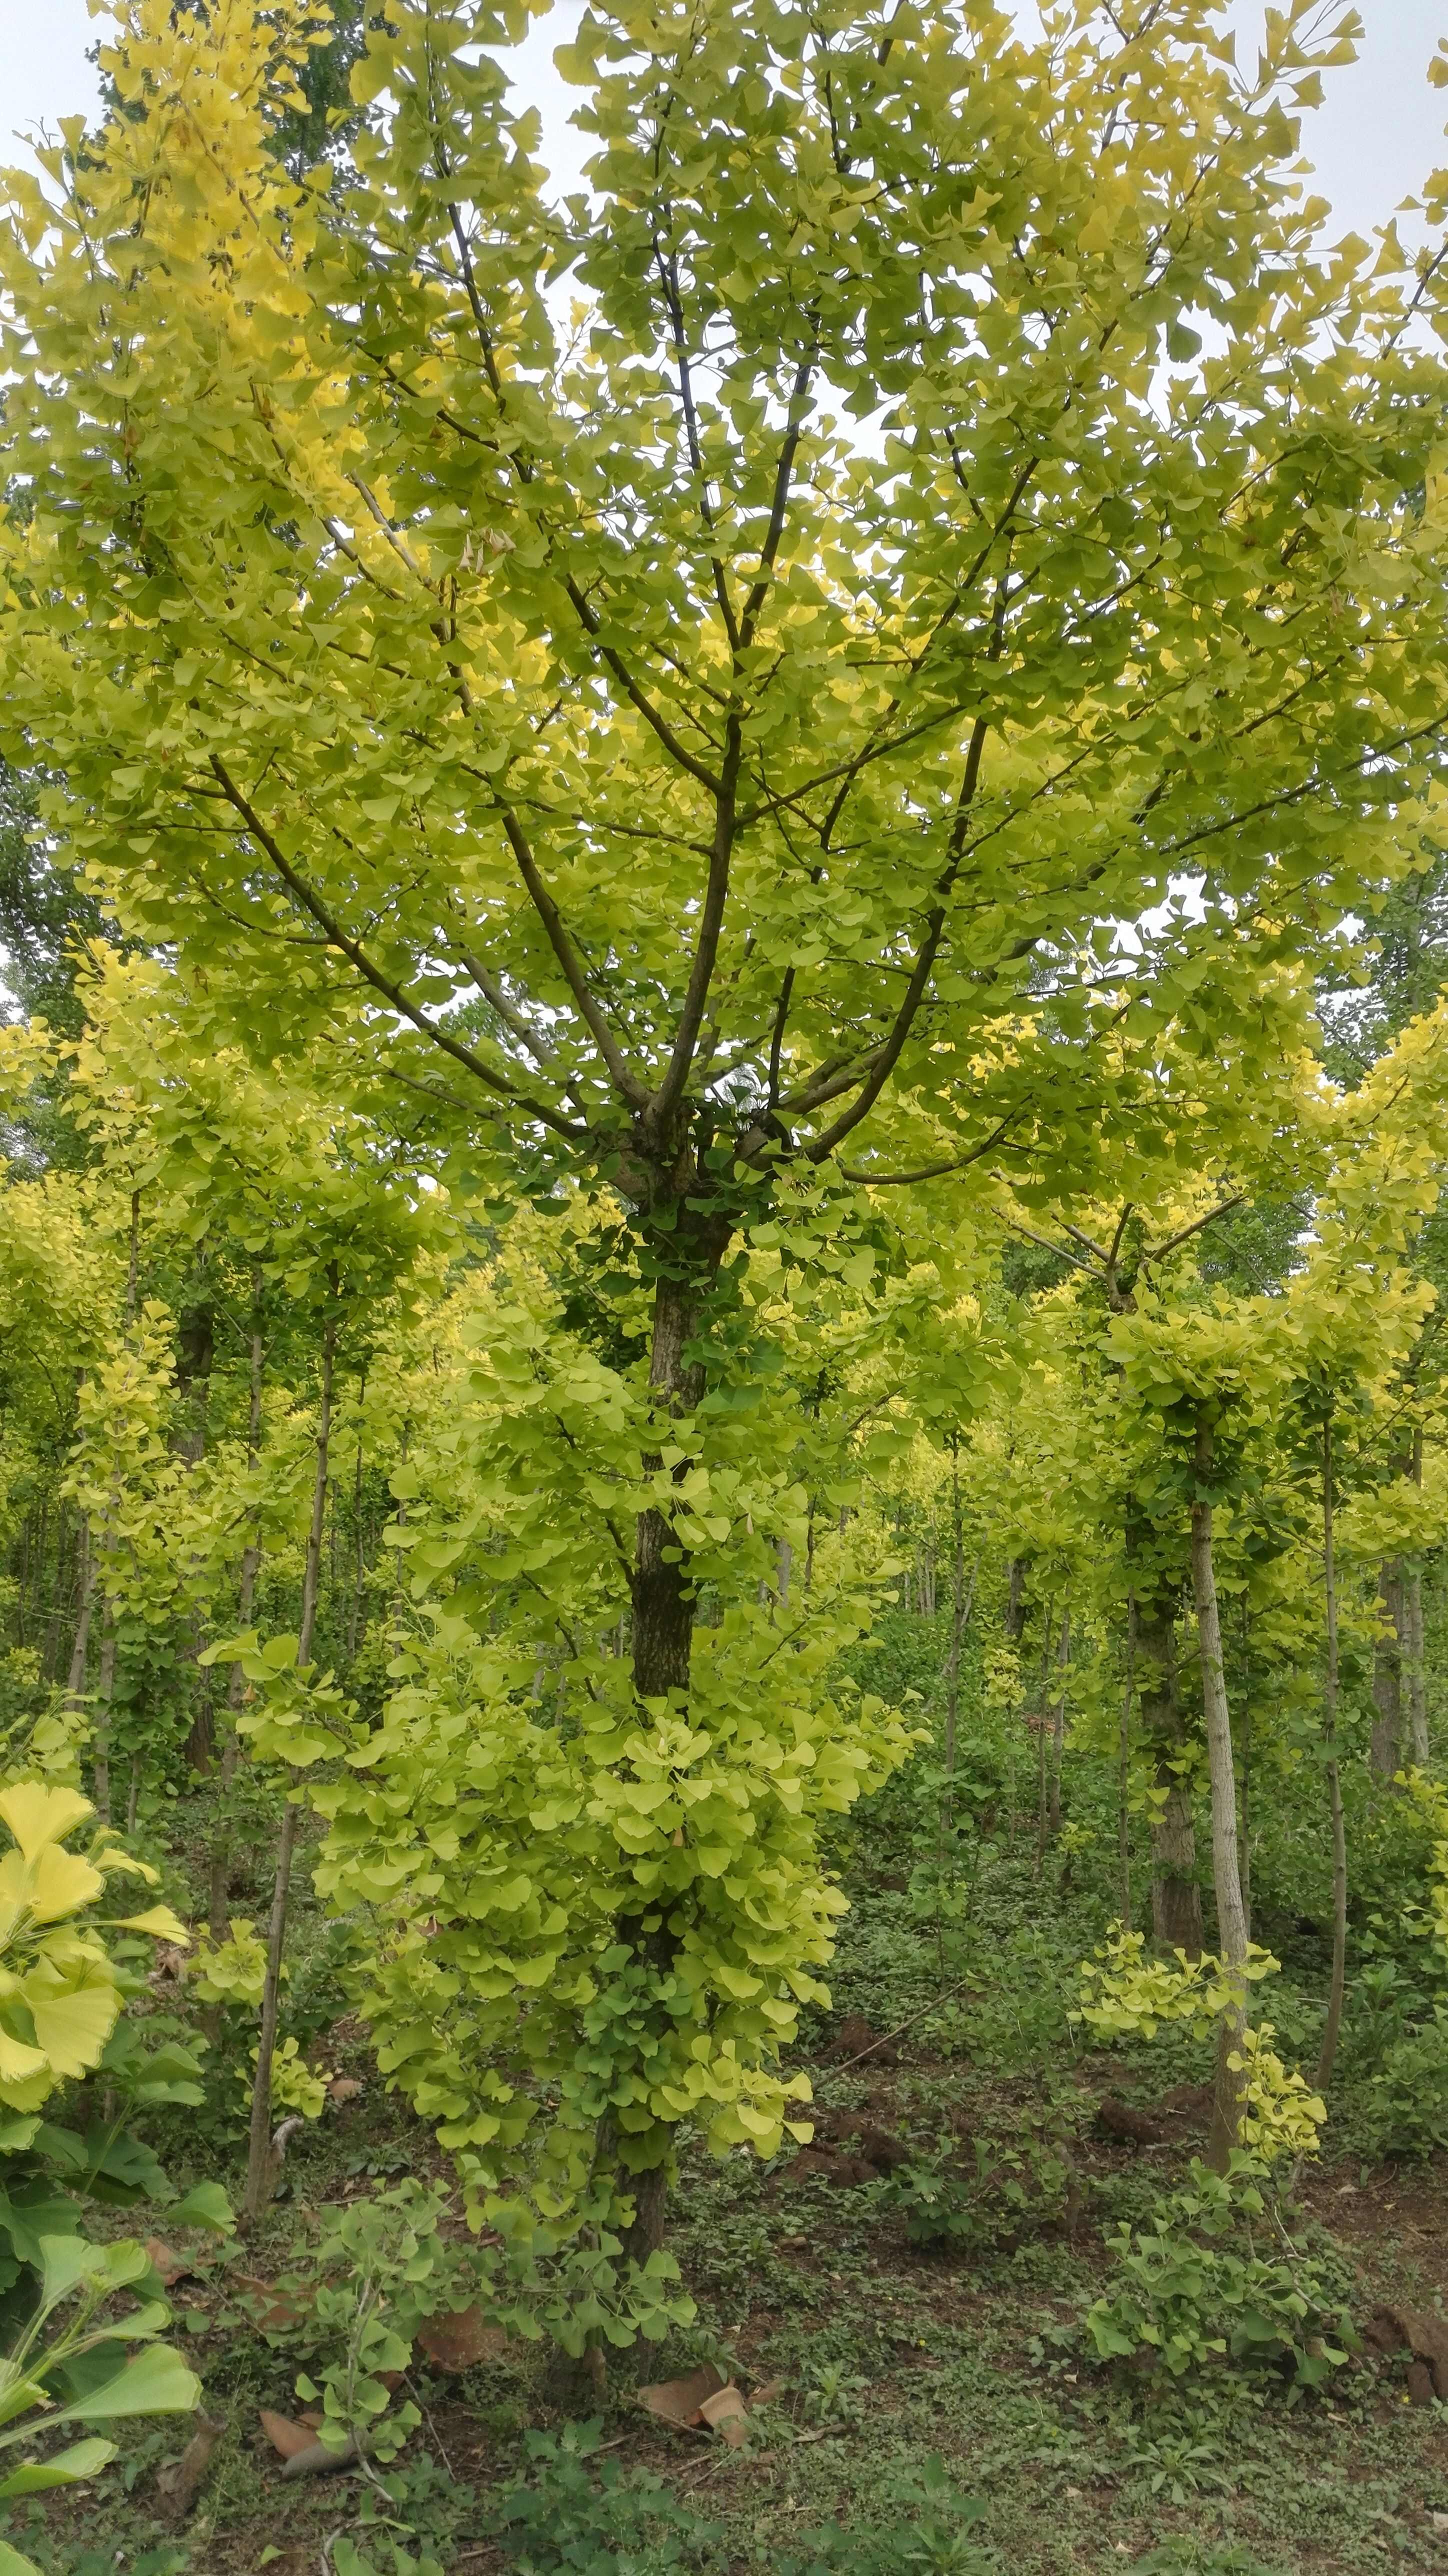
[0,1786,93,1864]
[0,2436,115,2498]
[56,2344,202,2424]
[104,1908,190,1944]
[23,1846,106,1927]
[0,2034,48,2090]
[22,1975,122,2080]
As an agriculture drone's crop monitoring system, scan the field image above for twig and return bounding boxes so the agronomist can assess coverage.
[812,1976,980,2086]
[404,2370,457,2480]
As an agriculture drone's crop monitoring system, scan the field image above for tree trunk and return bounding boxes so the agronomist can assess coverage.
[1405,1563,1429,1763]
[178,1297,217,1777]
[944,1444,964,1798]
[1190,1422,1250,2174]
[1047,1609,1070,1838]
[94,1601,116,1828]
[242,1302,334,2236]
[208,1280,264,1954]
[346,1397,366,1659]
[1369,1558,1404,1782]
[92,1200,140,1826]
[1316,1418,1348,2096]
[1406,1428,1430,1764]
[1140,1604,1203,1957]
[618,1256,721,2260]
[1033,1600,1055,1874]
[64,1514,93,1708]
[1118,1595,1136,1930]
[1004,1556,1026,1641]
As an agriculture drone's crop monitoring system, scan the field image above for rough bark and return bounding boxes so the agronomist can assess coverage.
[208,1280,264,1956]
[64,1514,92,1708]
[93,1201,140,1826]
[1370,1558,1404,1782]
[178,1298,216,1776]
[94,1600,116,1828]
[1004,1556,1026,1641]
[1118,1594,1136,1930]
[1047,1608,1070,1839]
[1406,1430,1430,1763]
[943,1444,964,1797]
[1140,1604,1203,1957]
[1405,1561,1430,1764]
[1032,1602,1056,1874]
[242,1304,334,2235]
[619,1244,726,2260]
[1316,1418,1348,2096]
[1190,1422,1250,2174]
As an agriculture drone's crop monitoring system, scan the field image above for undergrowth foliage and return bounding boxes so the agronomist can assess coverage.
[4,0,1448,2570]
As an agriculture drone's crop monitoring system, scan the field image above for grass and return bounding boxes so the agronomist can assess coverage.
[28,1614,1448,2576]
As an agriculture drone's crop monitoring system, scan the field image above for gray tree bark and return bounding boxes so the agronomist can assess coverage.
[242,1302,334,2234]
[1190,1422,1250,2174]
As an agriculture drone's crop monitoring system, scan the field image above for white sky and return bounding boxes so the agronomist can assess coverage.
[2,2,1446,242]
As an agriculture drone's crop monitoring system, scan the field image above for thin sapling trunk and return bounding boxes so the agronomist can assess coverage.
[1190,1419,1252,2174]
[942,1438,964,1847]
[617,1246,724,2262]
[242,1303,334,2234]
[1316,1416,1348,2096]
[1048,1608,1070,1840]
[1141,1600,1203,1958]
[1118,1594,1136,1930]
[64,1512,92,1710]
[1406,1427,1429,1764]
[208,1278,264,1960]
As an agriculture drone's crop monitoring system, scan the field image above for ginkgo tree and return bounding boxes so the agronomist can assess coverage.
[8,0,1448,2246]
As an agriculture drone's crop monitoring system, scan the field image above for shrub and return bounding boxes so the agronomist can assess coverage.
[1084,2157,1354,2393]
[1351,2013,1448,2160]
[882,2132,1068,2254]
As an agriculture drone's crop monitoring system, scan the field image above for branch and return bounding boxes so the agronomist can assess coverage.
[650,714,744,1126]
[808,715,991,1161]
[1144,1194,1246,1264]
[738,348,818,652]
[562,576,724,796]
[206,758,586,1144]
[496,806,651,1108]
[839,1110,1028,1188]
[452,946,562,1076]
[1000,1219,1096,1276]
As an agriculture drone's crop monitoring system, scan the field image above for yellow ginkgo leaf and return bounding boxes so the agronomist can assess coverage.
[0,1784,94,1864]
[25,1846,106,1928]
[0,2029,48,2088]
[22,1969,121,2082]
[106,1907,190,1945]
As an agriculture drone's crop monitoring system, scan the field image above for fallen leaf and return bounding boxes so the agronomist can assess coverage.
[699,2384,748,2448]
[750,2378,786,2407]
[638,2362,726,2428]
[144,2237,192,2288]
[280,2432,365,2480]
[156,2410,225,2518]
[260,2409,316,2461]
[416,2306,510,2372]
[236,2276,308,2334]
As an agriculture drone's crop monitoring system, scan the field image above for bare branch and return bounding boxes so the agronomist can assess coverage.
[206,756,586,1144]
[496,806,652,1108]
[1144,1194,1247,1265]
